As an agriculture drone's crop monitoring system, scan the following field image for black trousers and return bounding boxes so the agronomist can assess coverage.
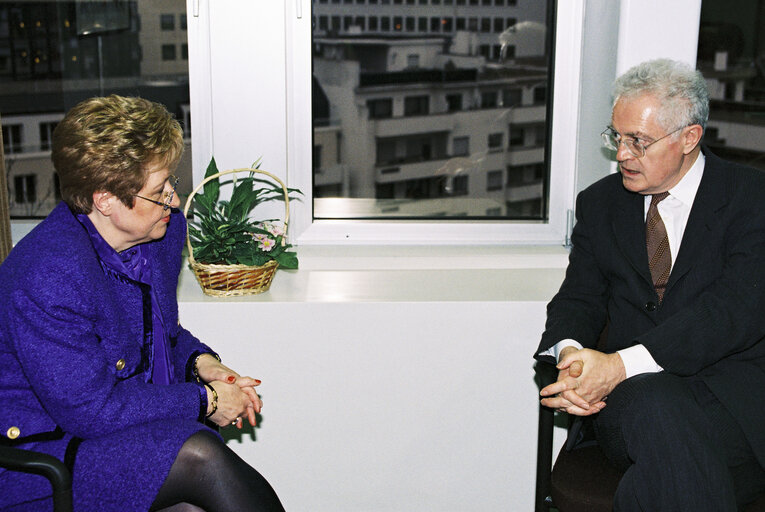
[592,372,765,512]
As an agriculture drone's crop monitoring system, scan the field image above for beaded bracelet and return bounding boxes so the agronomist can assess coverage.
[204,383,218,418]
[193,352,222,382]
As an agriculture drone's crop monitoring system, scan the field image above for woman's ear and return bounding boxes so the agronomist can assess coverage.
[91,191,114,216]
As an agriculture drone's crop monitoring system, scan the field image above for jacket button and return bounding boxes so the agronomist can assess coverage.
[7,426,20,439]
[115,359,126,371]
[645,301,657,312]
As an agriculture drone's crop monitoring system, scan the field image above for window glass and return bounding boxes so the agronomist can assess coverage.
[2,0,191,218]
[312,0,554,220]
[696,0,765,171]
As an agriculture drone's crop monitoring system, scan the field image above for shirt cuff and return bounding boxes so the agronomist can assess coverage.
[617,344,663,379]
[538,339,584,363]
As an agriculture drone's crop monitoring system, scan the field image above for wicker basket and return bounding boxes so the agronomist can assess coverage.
[183,168,290,297]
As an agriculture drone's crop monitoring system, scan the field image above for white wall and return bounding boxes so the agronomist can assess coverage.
[177,254,567,512]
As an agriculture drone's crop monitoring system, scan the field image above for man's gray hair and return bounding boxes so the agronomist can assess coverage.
[613,58,709,131]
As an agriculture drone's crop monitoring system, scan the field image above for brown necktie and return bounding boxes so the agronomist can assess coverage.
[646,192,671,302]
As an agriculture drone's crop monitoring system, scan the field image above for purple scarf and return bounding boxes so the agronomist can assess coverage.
[76,214,173,385]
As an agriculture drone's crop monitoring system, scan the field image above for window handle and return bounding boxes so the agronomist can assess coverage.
[296,0,302,19]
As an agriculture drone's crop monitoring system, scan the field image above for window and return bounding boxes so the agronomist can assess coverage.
[39,121,57,151]
[283,0,581,237]
[695,0,765,173]
[14,175,36,204]
[404,95,429,116]
[508,126,524,147]
[430,17,440,32]
[368,98,393,119]
[453,136,470,156]
[487,170,503,191]
[2,124,22,154]
[406,54,420,68]
[502,88,522,107]
[369,17,378,31]
[488,132,503,151]
[405,16,415,32]
[446,94,463,112]
[481,91,497,108]
[3,0,191,219]
[451,175,468,196]
[534,86,546,104]
[160,14,175,31]
[162,44,176,61]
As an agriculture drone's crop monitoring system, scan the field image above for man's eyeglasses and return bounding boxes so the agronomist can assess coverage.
[601,126,686,158]
[134,175,179,211]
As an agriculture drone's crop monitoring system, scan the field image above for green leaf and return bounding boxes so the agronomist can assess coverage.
[275,251,298,269]
[202,157,220,204]
[228,177,259,221]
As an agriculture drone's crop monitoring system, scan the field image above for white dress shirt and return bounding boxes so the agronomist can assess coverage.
[542,152,706,378]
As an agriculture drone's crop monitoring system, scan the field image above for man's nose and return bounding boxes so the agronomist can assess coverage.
[615,140,635,161]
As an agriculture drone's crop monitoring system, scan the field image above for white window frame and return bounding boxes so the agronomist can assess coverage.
[184,1,585,245]
[286,0,583,245]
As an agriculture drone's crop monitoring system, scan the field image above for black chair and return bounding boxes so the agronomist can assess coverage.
[0,445,73,512]
[534,361,765,512]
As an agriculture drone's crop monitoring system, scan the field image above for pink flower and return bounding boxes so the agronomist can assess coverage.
[258,237,275,252]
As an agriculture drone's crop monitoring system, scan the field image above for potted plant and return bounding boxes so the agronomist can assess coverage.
[183,157,301,296]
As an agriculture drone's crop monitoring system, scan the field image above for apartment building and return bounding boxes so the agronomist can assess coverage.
[0,0,191,217]
[312,0,550,219]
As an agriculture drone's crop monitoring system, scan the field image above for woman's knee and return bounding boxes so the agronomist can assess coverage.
[176,431,227,469]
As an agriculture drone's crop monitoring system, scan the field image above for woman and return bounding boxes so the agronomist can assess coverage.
[0,95,285,512]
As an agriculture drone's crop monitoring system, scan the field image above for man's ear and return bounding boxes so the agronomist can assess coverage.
[682,124,704,154]
[91,191,114,216]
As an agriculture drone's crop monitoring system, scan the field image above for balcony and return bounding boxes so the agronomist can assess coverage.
[506,146,545,166]
[506,179,543,203]
[375,155,468,183]
[373,112,455,137]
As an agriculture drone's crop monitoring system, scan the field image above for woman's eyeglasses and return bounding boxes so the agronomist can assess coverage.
[134,175,179,210]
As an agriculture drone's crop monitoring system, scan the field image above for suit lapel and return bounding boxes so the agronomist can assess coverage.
[611,188,653,287]
[666,150,729,292]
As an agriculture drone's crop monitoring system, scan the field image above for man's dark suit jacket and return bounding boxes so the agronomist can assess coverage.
[535,148,765,467]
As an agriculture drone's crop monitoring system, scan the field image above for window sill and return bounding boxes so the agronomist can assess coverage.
[178,244,569,303]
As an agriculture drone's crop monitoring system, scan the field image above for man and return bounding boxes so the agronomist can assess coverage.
[536,58,765,510]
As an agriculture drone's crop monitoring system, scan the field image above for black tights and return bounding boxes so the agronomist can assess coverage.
[149,431,285,512]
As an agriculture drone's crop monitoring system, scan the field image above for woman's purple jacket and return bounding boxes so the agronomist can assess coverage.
[0,202,215,510]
